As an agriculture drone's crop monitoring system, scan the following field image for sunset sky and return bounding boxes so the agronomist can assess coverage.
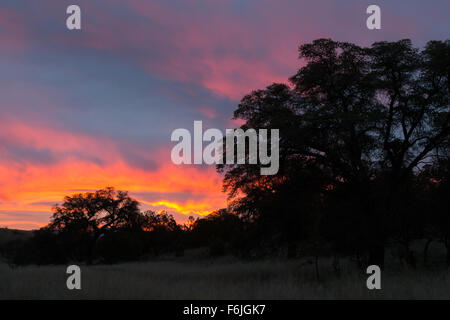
[1,0,449,229]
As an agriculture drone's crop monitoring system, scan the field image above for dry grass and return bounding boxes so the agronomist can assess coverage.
[0,257,448,299]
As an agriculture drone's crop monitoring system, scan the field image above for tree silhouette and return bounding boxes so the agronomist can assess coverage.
[48,187,142,234]
[417,158,450,265]
[218,38,450,267]
[46,187,144,263]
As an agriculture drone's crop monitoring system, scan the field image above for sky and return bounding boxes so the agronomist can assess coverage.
[0,0,449,230]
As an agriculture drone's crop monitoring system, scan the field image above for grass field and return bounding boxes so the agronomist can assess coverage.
[0,229,448,299]
[0,256,448,299]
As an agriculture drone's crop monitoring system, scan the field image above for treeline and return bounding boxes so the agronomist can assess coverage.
[0,191,250,265]
[0,166,448,266]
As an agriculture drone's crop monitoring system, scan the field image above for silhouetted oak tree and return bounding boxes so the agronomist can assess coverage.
[219,39,450,267]
[48,187,143,234]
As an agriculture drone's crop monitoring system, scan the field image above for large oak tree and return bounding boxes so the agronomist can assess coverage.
[219,39,450,266]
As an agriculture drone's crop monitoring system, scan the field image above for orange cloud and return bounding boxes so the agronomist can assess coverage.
[0,120,227,230]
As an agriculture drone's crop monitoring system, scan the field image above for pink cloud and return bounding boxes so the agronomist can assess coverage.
[63,0,301,100]
[0,9,29,52]
[0,119,227,229]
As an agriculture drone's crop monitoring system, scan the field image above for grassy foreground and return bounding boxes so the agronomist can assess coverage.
[0,257,448,299]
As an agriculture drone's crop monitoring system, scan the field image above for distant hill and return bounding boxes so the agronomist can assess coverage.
[0,228,33,247]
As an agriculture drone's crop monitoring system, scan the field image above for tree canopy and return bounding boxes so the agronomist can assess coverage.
[218,38,450,266]
[48,187,144,233]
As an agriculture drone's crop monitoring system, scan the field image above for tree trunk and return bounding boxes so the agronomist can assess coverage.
[87,238,95,265]
[368,244,385,269]
[423,239,432,265]
[355,250,366,270]
[332,254,341,278]
[88,230,102,265]
[287,243,297,259]
[447,250,450,267]
[314,254,320,282]
[446,240,450,267]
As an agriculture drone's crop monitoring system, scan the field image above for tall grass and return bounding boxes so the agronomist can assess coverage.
[0,257,448,299]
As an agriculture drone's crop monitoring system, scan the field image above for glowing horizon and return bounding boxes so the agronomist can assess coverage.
[1,0,449,230]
